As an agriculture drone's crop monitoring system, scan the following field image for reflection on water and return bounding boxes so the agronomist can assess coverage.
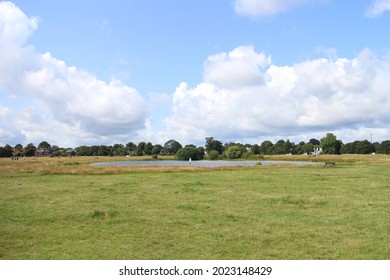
[91,160,322,168]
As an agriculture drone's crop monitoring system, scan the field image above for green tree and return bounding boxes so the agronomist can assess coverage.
[295,141,305,154]
[163,139,182,155]
[341,142,355,154]
[224,145,246,159]
[252,144,261,155]
[0,144,13,157]
[24,143,37,157]
[113,144,127,156]
[269,140,286,155]
[205,137,214,151]
[354,140,372,154]
[51,145,61,157]
[151,144,163,155]
[260,140,273,155]
[372,142,381,154]
[378,140,390,154]
[90,145,99,156]
[174,146,204,160]
[126,142,137,156]
[302,143,314,154]
[144,142,153,155]
[309,138,321,146]
[205,137,224,155]
[136,142,146,156]
[97,145,110,156]
[208,150,220,160]
[284,139,295,154]
[75,145,91,156]
[321,133,342,154]
[197,146,205,156]
[38,141,51,151]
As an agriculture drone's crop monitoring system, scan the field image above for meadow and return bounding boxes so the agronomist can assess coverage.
[0,155,389,260]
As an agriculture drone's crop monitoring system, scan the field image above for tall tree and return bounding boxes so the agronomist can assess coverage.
[0,144,13,157]
[151,144,163,155]
[126,142,137,156]
[75,145,91,156]
[224,145,246,159]
[163,139,182,155]
[260,140,273,155]
[97,145,110,156]
[321,133,342,154]
[205,137,224,154]
[269,140,286,155]
[136,142,146,156]
[309,138,321,146]
[24,143,37,157]
[144,142,153,155]
[341,142,355,154]
[251,144,261,155]
[113,144,126,156]
[38,141,51,150]
[379,140,390,154]
[354,140,372,154]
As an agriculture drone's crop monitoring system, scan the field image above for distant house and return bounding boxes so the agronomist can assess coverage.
[35,148,51,157]
[311,147,322,156]
[65,148,75,156]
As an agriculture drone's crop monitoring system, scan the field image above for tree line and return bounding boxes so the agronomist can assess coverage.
[1,133,390,159]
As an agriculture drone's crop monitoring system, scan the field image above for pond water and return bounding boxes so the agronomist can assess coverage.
[91,160,322,168]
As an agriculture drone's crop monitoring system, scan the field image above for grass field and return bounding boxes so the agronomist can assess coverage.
[0,155,389,260]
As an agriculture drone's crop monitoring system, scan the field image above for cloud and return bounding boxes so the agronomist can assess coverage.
[164,46,390,145]
[0,2,147,146]
[204,46,271,89]
[366,0,390,17]
[0,105,27,145]
[234,0,316,17]
[0,1,38,47]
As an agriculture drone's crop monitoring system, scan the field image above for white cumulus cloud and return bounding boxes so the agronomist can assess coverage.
[0,2,147,146]
[366,0,390,17]
[204,46,271,89]
[164,46,390,145]
[0,1,38,47]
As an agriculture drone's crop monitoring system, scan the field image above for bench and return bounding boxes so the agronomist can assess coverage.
[324,162,336,167]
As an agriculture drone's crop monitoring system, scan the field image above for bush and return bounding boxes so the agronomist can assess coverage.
[208,150,220,160]
[242,151,254,159]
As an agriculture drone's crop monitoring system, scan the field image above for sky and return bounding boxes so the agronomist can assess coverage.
[1,0,390,147]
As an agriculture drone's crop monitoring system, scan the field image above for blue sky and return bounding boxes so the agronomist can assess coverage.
[1,0,390,147]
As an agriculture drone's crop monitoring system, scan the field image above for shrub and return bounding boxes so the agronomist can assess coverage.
[242,151,254,159]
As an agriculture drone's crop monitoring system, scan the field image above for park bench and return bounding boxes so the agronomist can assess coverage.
[324,162,336,167]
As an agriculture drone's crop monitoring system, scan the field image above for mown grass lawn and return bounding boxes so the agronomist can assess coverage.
[0,155,389,259]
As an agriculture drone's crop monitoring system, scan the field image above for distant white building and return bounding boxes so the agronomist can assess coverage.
[312,147,322,156]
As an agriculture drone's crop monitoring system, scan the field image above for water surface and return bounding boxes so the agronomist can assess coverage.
[91,160,321,168]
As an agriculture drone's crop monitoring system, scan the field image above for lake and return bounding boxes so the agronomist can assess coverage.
[91,160,322,168]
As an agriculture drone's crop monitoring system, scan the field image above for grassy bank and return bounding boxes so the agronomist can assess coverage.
[0,155,389,259]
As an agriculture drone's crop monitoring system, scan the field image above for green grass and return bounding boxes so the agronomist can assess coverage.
[0,156,389,259]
